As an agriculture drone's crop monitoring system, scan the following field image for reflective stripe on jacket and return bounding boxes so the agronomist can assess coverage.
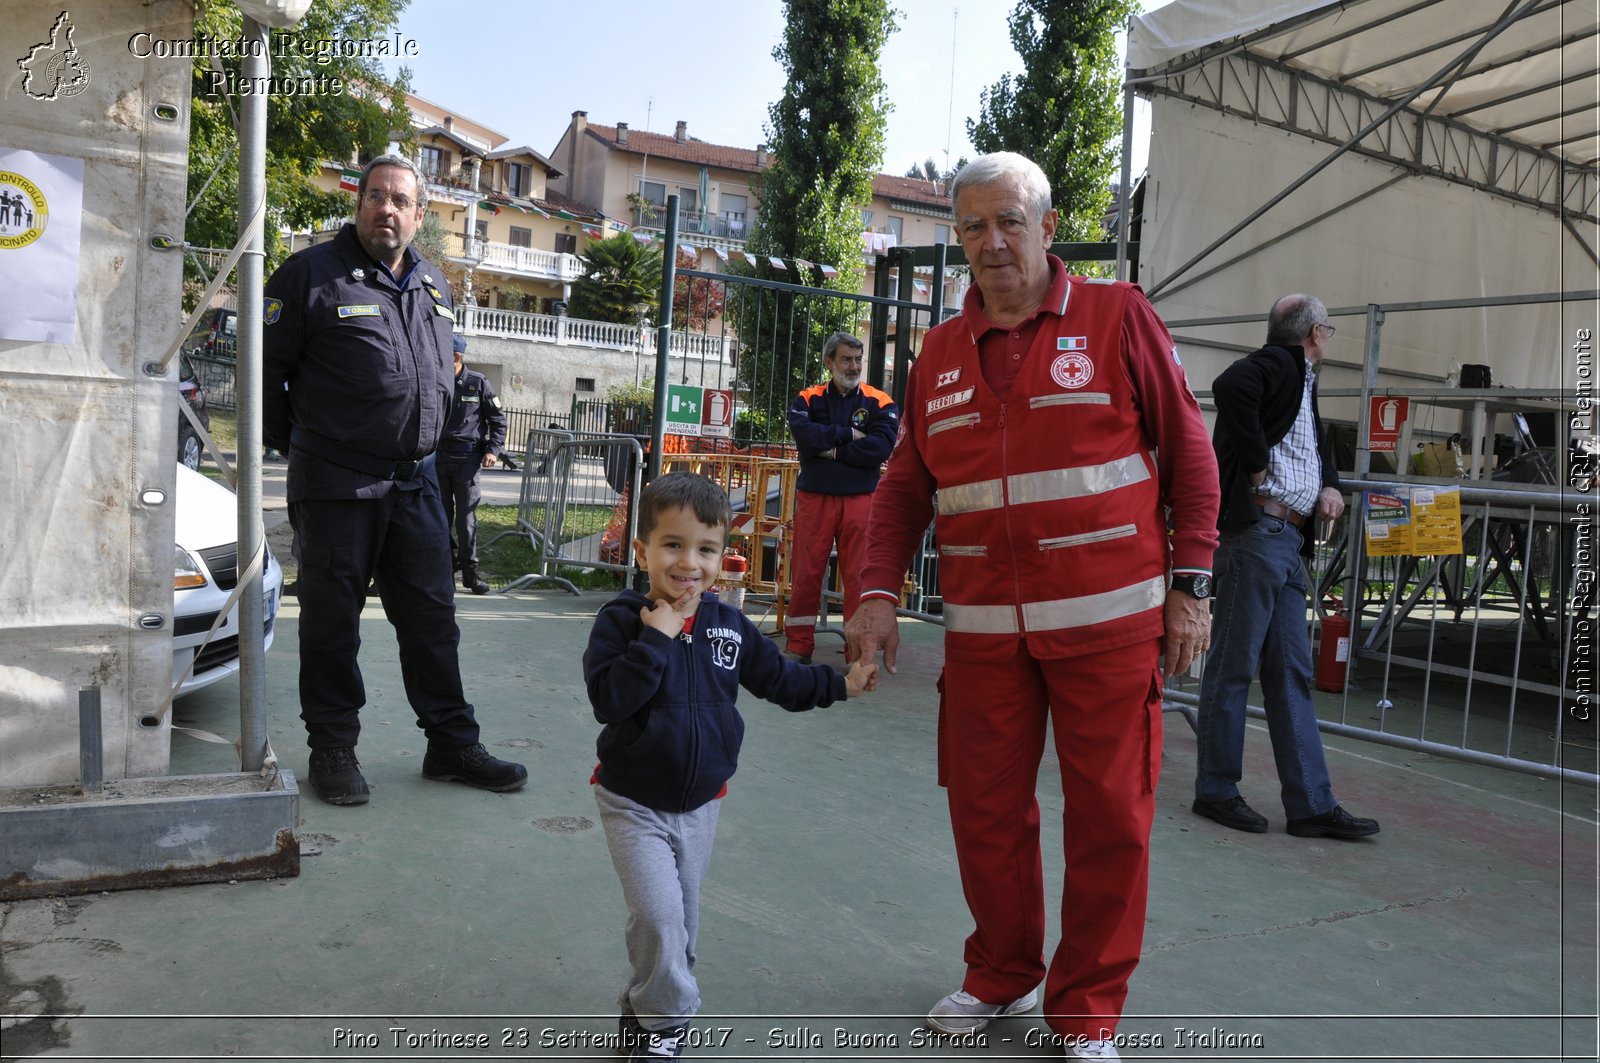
[913,279,1169,662]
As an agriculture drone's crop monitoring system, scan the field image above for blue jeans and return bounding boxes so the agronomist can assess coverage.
[1195,517,1336,819]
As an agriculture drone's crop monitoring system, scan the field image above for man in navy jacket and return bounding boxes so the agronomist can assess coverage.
[784,333,899,662]
[263,154,526,806]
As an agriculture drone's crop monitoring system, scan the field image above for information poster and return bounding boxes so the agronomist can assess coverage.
[0,146,83,343]
[1364,486,1463,556]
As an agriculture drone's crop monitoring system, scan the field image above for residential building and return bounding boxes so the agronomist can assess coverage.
[548,111,964,312]
[305,91,622,315]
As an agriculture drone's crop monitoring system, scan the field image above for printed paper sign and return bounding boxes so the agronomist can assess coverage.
[1364,486,1462,556]
[0,146,83,342]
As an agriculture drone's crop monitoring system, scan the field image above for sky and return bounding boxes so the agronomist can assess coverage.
[383,0,1151,181]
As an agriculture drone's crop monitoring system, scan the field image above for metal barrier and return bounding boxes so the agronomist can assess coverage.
[870,479,1593,785]
[488,429,643,595]
[660,453,800,631]
[1310,479,1593,783]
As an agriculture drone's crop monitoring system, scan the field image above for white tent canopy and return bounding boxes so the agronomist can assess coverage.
[1125,0,1598,402]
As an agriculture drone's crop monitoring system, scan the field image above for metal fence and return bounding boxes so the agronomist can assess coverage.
[487,428,644,593]
[190,352,238,412]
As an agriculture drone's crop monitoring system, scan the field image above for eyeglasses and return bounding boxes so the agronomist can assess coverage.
[361,189,416,211]
[1319,322,1337,336]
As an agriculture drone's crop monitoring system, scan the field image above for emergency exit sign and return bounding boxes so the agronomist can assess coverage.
[664,385,735,438]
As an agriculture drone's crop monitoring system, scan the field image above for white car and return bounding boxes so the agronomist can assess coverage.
[173,463,283,697]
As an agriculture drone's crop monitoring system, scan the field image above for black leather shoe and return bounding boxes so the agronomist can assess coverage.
[462,567,490,595]
[1192,796,1269,833]
[422,742,528,792]
[308,747,369,806]
[1288,805,1380,839]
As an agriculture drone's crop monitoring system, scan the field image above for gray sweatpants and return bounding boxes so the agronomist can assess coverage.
[594,783,721,1031]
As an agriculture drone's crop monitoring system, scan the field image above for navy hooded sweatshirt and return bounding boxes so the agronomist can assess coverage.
[584,589,848,813]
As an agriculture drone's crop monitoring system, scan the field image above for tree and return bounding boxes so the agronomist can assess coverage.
[672,274,727,333]
[967,0,1136,244]
[411,209,451,268]
[185,0,412,303]
[737,0,897,440]
[904,156,962,183]
[568,232,662,325]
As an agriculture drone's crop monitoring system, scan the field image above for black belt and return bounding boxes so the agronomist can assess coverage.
[1250,495,1306,527]
[290,427,430,481]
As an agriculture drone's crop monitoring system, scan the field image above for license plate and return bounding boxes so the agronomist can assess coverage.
[265,588,279,622]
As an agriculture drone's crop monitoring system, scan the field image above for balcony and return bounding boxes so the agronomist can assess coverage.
[631,207,754,252]
[455,304,734,365]
[450,236,583,284]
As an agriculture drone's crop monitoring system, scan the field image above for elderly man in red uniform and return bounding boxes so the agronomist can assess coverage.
[847,152,1219,1061]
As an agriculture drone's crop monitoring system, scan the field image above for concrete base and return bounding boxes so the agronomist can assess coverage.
[0,770,299,900]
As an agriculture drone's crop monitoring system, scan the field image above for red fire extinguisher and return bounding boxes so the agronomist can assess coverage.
[1315,611,1351,692]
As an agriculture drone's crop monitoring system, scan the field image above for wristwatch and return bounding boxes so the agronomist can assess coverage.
[1171,573,1212,600]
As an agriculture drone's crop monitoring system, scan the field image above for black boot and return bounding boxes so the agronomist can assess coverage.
[421,742,528,792]
[462,566,489,595]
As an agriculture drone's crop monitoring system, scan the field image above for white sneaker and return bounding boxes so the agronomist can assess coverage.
[925,986,1038,1034]
[1069,1038,1122,1061]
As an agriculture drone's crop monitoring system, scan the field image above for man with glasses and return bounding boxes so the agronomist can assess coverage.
[1192,293,1380,840]
[263,154,527,806]
[784,332,898,663]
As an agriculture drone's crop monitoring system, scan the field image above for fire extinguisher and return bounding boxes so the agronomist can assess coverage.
[1315,611,1352,692]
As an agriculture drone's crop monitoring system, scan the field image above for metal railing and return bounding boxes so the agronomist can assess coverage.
[633,207,753,242]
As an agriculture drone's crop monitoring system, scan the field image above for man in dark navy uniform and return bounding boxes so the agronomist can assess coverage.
[262,154,527,806]
[438,334,507,595]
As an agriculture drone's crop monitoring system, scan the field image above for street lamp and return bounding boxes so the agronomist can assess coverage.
[633,300,652,387]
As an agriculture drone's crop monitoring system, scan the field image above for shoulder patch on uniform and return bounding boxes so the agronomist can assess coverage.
[434,304,455,321]
[337,304,381,318]
[263,298,282,325]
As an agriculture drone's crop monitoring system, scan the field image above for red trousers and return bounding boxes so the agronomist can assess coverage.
[938,639,1162,1040]
[785,490,872,657]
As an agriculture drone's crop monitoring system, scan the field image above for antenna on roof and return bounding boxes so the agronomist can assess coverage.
[944,6,957,171]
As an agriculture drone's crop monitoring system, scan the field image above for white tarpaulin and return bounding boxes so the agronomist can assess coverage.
[0,1,193,785]
[1127,0,1599,403]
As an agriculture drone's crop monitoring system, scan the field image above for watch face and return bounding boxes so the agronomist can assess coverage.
[1192,574,1212,598]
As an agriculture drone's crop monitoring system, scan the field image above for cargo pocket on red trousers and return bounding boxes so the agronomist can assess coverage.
[1144,671,1164,794]
[935,669,949,788]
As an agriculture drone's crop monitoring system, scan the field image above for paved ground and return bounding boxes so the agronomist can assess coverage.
[2,583,1596,1061]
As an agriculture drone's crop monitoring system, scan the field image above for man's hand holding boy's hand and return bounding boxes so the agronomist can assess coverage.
[640,589,700,638]
[845,658,878,697]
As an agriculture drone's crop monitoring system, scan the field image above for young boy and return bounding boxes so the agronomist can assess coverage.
[584,471,877,1061]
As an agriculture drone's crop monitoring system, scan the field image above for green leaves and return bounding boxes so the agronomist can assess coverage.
[731,0,897,440]
[184,0,413,303]
[568,232,663,325]
[968,0,1136,244]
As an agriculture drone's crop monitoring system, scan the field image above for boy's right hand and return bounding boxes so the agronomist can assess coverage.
[640,589,699,638]
[844,658,878,697]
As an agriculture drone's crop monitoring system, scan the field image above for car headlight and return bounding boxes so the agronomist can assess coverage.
[175,546,207,590]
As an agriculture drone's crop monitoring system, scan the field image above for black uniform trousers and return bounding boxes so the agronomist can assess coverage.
[435,459,483,571]
[289,470,479,751]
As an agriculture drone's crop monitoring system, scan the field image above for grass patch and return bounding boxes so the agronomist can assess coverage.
[475,504,625,591]
[205,409,239,452]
